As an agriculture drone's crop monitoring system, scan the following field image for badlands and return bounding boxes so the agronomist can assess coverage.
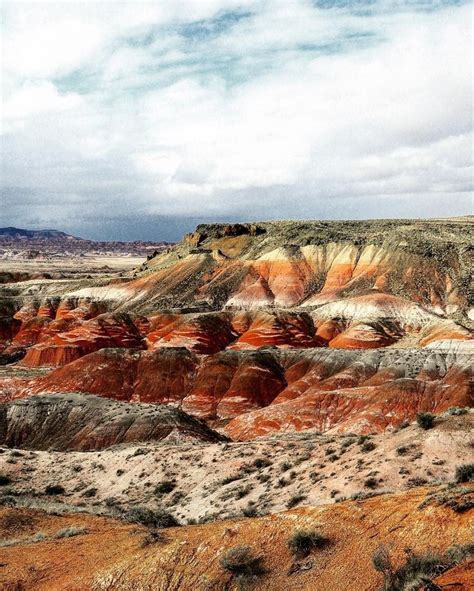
[0,218,472,590]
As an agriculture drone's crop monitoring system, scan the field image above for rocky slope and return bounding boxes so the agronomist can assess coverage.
[0,393,224,450]
[1,295,471,368]
[0,486,472,590]
[1,412,471,522]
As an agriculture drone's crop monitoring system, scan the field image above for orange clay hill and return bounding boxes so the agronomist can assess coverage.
[0,218,472,590]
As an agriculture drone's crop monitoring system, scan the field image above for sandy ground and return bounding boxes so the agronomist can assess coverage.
[0,254,145,275]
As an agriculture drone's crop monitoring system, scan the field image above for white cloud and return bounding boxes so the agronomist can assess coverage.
[1,0,472,237]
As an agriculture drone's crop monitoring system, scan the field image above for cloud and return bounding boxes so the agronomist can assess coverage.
[1,0,472,240]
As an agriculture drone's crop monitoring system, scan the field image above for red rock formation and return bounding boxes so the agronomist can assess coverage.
[30,348,141,400]
[20,312,144,367]
[146,312,237,354]
[132,348,198,404]
[20,343,472,437]
[229,310,325,349]
[11,316,52,348]
[225,377,473,440]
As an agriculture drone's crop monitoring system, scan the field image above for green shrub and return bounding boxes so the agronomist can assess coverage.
[361,441,376,453]
[0,475,11,486]
[288,528,328,558]
[416,412,435,430]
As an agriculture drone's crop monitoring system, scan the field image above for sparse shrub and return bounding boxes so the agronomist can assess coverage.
[132,448,150,457]
[372,544,474,590]
[407,477,428,488]
[0,475,12,486]
[361,441,376,453]
[364,477,379,489]
[45,484,65,495]
[396,446,409,456]
[253,458,271,469]
[169,491,185,505]
[455,463,474,483]
[445,406,468,416]
[116,469,125,477]
[220,545,264,586]
[288,528,328,558]
[235,485,251,499]
[350,491,380,501]
[155,480,176,495]
[287,494,306,508]
[124,506,179,529]
[372,545,393,577]
[141,529,165,546]
[243,504,258,518]
[416,412,435,430]
[82,488,97,498]
[0,512,35,530]
[221,474,242,485]
[54,526,88,539]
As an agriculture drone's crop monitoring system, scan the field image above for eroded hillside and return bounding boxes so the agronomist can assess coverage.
[0,486,472,590]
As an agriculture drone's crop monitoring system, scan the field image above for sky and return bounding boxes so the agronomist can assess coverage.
[1,0,472,241]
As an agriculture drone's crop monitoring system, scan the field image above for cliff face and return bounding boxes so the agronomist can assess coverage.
[0,393,225,450]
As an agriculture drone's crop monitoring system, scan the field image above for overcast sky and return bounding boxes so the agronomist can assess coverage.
[1,0,472,241]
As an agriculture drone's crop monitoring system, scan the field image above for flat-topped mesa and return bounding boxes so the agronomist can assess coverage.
[108,218,473,319]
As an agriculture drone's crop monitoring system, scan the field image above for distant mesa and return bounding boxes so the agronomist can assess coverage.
[0,226,82,240]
